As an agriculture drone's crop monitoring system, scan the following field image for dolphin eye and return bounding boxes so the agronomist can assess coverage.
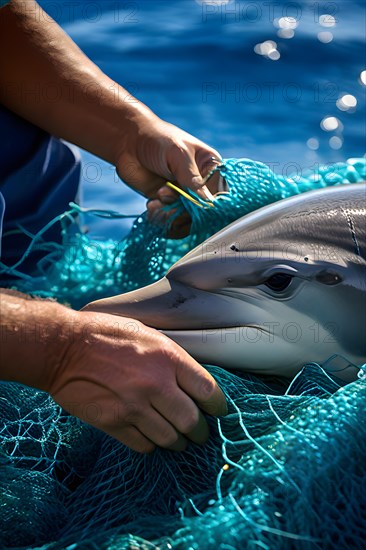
[265,273,293,292]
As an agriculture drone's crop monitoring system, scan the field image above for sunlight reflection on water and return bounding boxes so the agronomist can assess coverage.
[36,0,365,235]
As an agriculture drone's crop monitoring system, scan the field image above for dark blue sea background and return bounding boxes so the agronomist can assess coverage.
[38,0,366,237]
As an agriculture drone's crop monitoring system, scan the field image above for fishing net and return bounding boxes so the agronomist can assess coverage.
[0,157,365,549]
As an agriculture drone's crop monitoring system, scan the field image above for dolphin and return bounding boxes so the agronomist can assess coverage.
[83,184,366,380]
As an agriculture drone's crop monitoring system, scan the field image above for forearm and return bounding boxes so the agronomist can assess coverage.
[0,0,153,165]
[0,289,77,392]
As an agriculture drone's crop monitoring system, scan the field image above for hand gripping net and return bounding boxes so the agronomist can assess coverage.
[0,157,365,549]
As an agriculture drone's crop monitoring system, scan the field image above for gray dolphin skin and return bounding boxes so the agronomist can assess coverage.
[83,184,366,379]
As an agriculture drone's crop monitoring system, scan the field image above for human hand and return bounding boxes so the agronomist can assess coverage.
[48,310,227,453]
[146,169,223,238]
[115,111,222,237]
[0,0,220,238]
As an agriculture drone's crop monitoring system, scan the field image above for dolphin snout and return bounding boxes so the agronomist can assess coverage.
[82,277,241,330]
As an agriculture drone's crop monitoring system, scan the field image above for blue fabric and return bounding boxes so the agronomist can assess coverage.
[0,0,9,7]
[0,191,4,258]
[0,106,81,276]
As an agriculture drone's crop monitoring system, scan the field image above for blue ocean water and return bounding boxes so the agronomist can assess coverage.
[38,0,366,237]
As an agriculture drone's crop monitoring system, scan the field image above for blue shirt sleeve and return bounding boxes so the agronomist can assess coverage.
[0,106,81,276]
[0,1,10,7]
[0,192,4,258]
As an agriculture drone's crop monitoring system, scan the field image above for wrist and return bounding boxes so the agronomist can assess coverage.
[110,94,160,168]
[40,305,81,394]
[0,290,79,393]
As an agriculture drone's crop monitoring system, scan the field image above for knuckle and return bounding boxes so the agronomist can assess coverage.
[158,429,179,448]
[122,401,140,424]
[180,410,199,434]
[168,140,189,158]
[164,339,184,361]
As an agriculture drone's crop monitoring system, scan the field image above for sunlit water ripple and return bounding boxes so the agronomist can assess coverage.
[37,0,365,237]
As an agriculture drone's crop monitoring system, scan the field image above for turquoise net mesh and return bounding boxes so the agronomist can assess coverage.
[0,157,365,549]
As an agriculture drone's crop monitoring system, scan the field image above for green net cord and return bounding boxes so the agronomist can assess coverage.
[0,157,365,549]
[1,157,364,309]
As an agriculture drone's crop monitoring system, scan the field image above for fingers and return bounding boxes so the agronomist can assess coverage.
[137,408,188,451]
[149,143,222,237]
[106,424,156,454]
[156,186,178,204]
[146,198,173,226]
[168,140,222,200]
[152,388,210,446]
[102,392,202,452]
[147,184,192,238]
[195,145,222,183]
[176,361,228,417]
[108,405,204,453]
[169,151,213,202]
[110,347,225,451]
[58,311,227,454]
[147,198,192,239]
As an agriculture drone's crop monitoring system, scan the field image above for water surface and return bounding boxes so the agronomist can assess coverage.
[37,0,366,236]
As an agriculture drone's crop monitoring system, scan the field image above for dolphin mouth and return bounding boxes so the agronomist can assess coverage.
[82,278,276,373]
[82,277,257,331]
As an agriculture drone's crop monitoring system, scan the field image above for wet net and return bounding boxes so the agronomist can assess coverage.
[0,157,365,549]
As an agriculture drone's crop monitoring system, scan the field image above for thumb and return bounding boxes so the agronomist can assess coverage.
[170,151,215,202]
[176,360,228,417]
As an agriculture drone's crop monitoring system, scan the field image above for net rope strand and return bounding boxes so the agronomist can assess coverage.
[0,157,365,549]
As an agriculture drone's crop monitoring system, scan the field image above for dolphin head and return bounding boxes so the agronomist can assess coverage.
[83,184,366,379]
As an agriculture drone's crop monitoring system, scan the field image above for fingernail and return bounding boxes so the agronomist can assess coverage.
[201,185,215,202]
